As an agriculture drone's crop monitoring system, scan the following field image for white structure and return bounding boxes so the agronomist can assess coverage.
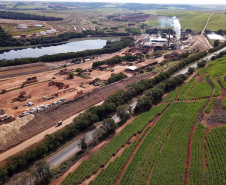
[35,24,43,27]
[150,36,167,43]
[18,24,27,29]
[51,29,56,33]
[46,30,53,34]
[40,31,46,35]
[207,33,225,41]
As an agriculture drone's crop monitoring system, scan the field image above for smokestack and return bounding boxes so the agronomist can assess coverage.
[168,33,170,48]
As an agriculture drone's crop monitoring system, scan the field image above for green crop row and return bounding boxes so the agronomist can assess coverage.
[222,98,226,109]
[89,126,150,185]
[209,76,221,97]
[205,98,217,114]
[189,123,207,185]
[178,78,196,100]
[148,100,207,185]
[205,126,226,185]
[61,103,169,185]
[220,74,226,89]
[118,100,207,185]
[162,84,184,102]
[187,75,212,100]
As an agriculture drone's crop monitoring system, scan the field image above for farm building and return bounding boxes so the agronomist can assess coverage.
[135,60,158,69]
[18,24,27,29]
[51,29,56,33]
[124,66,138,73]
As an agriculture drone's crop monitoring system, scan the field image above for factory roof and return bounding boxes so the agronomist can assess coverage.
[150,36,167,42]
[126,66,138,71]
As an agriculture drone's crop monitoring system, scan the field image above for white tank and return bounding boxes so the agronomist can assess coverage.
[40,31,46,35]
[51,29,56,33]
[18,24,27,29]
[46,30,52,34]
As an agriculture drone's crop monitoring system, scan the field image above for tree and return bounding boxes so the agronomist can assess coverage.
[68,72,74,79]
[79,138,87,151]
[116,105,132,123]
[153,51,162,58]
[75,68,83,74]
[188,67,195,75]
[32,160,52,185]
[0,89,6,94]
[102,118,116,132]
[211,56,216,61]
[0,166,8,184]
[214,39,220,47]
[134,96,152,113]
[197,60,206,68]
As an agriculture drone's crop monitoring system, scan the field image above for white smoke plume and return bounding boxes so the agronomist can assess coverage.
[158,16,181,49]
[172,16,181,49]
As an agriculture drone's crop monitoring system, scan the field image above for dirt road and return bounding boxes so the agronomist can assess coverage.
[190,12,213,51]
[0,101,103,162]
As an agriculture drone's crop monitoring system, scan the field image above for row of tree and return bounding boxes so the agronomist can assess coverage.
[0,50,207,182]
[107,72,128,84]
[0,37,134,67]
[208,40,226,53]
[92,54,139,68]
[0,11,63,21]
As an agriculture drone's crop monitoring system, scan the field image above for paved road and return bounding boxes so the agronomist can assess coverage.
[174,47,226,76]
[47,131,95,169]
[47,100,138,168]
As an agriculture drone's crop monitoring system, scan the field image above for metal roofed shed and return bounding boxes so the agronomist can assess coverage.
[97,64,109,70]
[125,66,138,73]
[135,59,158,69]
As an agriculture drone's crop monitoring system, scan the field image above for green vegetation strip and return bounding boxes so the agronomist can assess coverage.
[119,100,207,185]
[89,126,150,185]
[189,123,207,185]
[187,75,212,100]
[205,98,217,114]
[162,83,184,102]
[222,98,226,109]
[205,126,226,185]
[219,74,226,89]
[61,103,169,185]
[209,76,221,97]
[178,78,196,100]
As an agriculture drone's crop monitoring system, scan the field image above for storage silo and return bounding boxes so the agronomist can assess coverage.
[46,30,52,34]
[40,31,46,35]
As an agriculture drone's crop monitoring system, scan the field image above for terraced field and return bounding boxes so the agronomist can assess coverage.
[60,57,226,185]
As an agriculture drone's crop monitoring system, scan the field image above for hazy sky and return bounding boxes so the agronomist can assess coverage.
[3,0,226,5]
